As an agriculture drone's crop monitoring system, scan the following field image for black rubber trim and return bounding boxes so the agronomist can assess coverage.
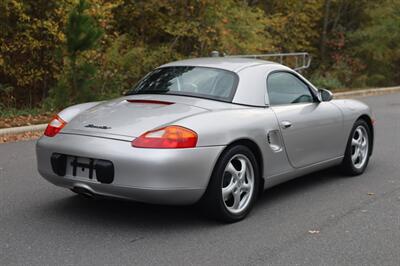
[50,153,114,184]
[51,153,67,176]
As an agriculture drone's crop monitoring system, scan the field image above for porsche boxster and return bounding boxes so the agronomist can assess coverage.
[36,57,374,222]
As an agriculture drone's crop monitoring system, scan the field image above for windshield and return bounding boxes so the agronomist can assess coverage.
[127,66,239,102]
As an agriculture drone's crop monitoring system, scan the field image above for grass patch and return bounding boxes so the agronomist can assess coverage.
[0,107,48,118]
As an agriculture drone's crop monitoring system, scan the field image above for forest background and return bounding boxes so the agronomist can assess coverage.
[1,0,399,116]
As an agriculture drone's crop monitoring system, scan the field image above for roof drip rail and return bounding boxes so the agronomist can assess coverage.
[210,51,311,71]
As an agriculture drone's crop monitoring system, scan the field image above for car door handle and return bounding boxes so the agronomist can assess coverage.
[281,121,292,129]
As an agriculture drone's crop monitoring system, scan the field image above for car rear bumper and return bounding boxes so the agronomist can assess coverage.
[36,133,224,205]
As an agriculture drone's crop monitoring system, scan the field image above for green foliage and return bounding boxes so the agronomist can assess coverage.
[94,35,181,98]
[0,83,16,108]
[0,106,45,118]
[45,75,69,110]
[259,0,323,53]
[0,0,67,107]
[310,72,344,91]
[93,0,275,99]
[66,0,103,58]
[1,0,400,111]
[47,61,97,108]
[49,0,103,109]
[112,0,274,56]
[349,0,400,87]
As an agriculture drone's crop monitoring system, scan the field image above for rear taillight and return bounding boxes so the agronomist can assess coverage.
[131,126,198,149]
[44,115,67,137]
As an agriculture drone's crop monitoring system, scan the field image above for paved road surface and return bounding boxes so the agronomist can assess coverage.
[1,93,400,265]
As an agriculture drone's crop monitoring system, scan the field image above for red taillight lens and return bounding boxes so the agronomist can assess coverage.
[132,126,198,149]
[44,115,67,137]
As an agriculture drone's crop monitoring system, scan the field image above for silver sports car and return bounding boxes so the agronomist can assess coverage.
[37,56,374,222]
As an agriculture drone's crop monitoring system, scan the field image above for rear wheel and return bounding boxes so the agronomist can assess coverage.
[202,145,259,222]
[341,120,371,176]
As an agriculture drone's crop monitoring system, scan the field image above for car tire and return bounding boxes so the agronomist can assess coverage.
[201,145,260,223]
[341,119,371,176]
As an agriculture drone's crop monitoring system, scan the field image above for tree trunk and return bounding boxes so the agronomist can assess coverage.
[70,54,78,102]
[320,0,331,64]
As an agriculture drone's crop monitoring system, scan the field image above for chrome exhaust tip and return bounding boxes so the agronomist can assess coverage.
[71,187,95,199]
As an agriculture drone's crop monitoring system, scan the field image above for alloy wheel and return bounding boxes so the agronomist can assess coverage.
[221,154,255,214]
[351,125,369,169]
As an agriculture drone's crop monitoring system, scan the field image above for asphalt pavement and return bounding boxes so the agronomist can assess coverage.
[1,93,400,266]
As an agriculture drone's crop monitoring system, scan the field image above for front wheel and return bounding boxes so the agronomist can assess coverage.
[201,145,260,223]
[341,119,371,176]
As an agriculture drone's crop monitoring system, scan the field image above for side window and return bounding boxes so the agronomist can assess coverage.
[267,72,315,106]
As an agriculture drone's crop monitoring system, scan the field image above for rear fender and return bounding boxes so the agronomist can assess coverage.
[177,107,293,179]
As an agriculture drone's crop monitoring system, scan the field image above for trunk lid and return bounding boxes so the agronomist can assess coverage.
[62,96,209,139]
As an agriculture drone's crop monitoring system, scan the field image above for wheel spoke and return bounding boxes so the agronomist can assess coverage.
[352,138,359,147]
[241,192,250,205]
[241,182,251,193]
[226,162,239,178]
[362,138,368,149]
[222,182,235,201]
[232,191,241,209]
[352,148,360,162]
[356,128,362,139]
[359,150,364,161]
[238,158,247,180]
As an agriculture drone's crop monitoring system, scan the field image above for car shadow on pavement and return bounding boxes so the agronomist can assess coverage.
[256,166,343,207]
[41,193,219,230]
[39,166,344,229]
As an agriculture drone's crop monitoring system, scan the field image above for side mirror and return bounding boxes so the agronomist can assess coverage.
[318,88,333,102]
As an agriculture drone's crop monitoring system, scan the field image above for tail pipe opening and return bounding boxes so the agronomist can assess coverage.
[71,187,95,199]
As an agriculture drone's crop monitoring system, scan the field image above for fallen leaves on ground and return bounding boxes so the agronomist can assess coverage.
[0,131,43,144]
[0,113,53,129]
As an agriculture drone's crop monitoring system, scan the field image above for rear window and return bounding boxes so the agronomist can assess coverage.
[127,66,239,102]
